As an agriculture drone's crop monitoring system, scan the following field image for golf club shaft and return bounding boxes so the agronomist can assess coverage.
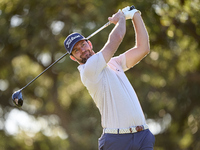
[86,21,111,39]
[20,52,68,91]
[20,22,112,91]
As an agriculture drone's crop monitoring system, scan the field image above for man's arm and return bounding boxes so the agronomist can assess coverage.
[101,11,126,63]
[125,12,150,68]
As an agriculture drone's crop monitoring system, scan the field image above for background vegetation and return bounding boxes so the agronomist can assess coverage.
[0,0,200,149]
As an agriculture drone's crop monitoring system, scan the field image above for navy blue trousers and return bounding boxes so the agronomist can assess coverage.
[98,129,155,150]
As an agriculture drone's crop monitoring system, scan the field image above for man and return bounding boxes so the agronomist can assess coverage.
[64,6,155,150]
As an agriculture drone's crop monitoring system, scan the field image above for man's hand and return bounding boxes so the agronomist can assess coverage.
[108,10,125,25]
[122,6,141,20]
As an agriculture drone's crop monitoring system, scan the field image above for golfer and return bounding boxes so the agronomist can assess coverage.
[64,6,155,150]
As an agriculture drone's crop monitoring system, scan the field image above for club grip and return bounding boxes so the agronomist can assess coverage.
[130,5,135,10]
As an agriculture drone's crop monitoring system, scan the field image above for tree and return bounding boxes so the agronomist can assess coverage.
[0,0,200,149]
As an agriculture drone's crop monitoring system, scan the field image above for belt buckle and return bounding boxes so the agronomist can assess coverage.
[136,125,143,132]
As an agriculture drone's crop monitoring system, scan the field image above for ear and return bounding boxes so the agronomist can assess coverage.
[87,40,93,49]
[70,55,76,61]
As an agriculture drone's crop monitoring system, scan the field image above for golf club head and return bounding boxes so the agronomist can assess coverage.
[12,90,23,107]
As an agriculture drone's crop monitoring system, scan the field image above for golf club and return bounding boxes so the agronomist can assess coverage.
[12,5,135,107]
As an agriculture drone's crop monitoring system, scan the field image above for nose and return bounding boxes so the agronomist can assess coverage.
[80,47,86,53]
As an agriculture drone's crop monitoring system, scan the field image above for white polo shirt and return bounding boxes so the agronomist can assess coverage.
[78,52,146,129]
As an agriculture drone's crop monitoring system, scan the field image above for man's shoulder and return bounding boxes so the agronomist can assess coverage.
[78,51,107,77]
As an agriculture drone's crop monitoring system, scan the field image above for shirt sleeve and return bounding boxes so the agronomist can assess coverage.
[82,52,107,82]
[110,53,129,72]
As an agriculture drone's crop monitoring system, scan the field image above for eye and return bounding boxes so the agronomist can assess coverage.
[74,49,79,54]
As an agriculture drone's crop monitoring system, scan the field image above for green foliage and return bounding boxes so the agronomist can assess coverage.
[0,0,200,149]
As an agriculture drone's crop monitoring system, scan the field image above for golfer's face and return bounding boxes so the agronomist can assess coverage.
[72,40,93,64]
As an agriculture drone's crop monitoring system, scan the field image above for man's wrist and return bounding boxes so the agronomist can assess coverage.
[132,12,141,22]
[116,14,126,24]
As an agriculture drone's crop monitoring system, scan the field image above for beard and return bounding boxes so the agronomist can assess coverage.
[78,50,94,64]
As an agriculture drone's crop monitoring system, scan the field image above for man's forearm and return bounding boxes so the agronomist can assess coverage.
[132,12,150,50]
[109,16,126,46]
[102,13,126,63]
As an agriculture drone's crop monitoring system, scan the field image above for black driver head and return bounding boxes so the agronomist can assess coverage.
[12,90,23,107]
